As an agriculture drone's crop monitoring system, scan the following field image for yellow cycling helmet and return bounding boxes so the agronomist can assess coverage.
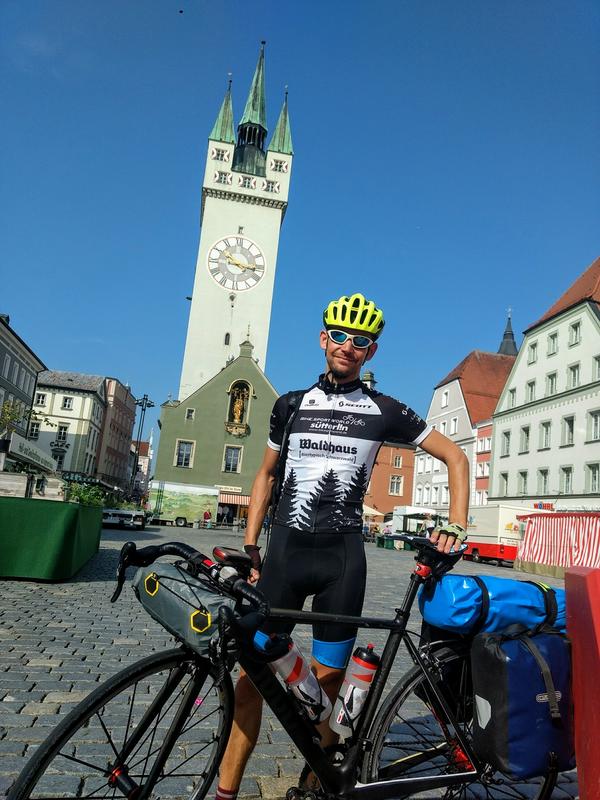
[323,293,385,338]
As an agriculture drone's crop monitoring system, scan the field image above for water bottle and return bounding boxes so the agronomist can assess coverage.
[268,635,332,723]
[329,644,380,739]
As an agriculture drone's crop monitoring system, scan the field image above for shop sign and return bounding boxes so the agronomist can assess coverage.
[215,484,242,493]
[9,433,57,472]
[533,502,554,510]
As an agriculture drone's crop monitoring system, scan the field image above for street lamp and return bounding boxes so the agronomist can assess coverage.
[130,393,155,500]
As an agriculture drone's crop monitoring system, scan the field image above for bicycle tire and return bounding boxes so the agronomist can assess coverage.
[362,647,557,799]
[9,647,234,800]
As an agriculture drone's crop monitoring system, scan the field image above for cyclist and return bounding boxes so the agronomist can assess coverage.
[214,293,469,800]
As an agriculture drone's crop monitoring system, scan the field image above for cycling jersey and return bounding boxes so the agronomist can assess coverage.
[268,374,432,534]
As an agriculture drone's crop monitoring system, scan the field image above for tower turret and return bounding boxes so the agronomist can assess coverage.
[232,43,267,176]
[268,91,293,155]
[498,310,518,356]
[209,79,235,144]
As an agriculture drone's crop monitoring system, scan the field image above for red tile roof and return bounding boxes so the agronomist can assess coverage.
[435,350,516,426]
[526,255,600,331]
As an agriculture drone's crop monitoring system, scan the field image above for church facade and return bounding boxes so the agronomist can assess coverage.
[154,45,291,524]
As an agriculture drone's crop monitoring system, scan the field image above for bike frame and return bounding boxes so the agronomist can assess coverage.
[237,566,481,799]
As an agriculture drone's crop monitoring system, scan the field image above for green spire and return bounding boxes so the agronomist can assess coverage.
[268,91,293,155]
[209,80,235,144]
[239,42,267,129]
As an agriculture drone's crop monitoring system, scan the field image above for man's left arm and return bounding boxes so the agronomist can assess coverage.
[419,429,469,553]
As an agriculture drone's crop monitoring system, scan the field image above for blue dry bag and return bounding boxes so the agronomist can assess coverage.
[418,574,566,635]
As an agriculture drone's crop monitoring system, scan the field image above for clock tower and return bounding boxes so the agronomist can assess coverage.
[178,43,293,400]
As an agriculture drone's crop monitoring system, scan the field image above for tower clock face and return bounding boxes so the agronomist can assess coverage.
[207,236,265,291]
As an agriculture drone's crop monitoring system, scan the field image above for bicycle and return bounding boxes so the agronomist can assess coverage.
[8,535,560,800]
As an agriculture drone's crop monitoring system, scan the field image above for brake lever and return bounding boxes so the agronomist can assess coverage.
[111,541,137,603]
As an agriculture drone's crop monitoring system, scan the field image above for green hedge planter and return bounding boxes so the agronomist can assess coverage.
[0,497,102,580]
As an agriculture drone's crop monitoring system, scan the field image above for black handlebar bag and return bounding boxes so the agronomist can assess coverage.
[471,624,575,779]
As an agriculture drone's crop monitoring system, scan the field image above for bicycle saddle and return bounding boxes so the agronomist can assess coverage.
[213,546,252,573]
[399,534,466,578]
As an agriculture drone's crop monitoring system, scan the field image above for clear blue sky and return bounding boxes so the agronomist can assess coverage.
[2,1,599,444]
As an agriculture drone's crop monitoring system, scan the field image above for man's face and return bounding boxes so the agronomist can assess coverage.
[320,327,378,382]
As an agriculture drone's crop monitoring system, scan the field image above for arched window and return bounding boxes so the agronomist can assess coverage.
[224,332,230,345]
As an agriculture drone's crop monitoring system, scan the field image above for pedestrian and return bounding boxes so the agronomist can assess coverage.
[203,508,212,529]
[214,293,469,800]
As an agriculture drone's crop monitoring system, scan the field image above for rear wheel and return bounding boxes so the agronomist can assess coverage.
[175,516,187,527]
[471,550,481,563]
[9,648,233,800]
[362,647,557,798]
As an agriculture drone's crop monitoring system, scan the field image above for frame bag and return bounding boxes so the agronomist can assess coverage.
[132,562,235,655]
[471,624,575,779]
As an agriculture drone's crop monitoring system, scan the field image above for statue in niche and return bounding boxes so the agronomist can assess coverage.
[230,384,249,424]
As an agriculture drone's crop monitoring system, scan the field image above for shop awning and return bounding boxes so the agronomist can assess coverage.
[219,493,251,506]
[363,504,381,517]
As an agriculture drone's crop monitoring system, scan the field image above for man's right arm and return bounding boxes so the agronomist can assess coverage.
[244,446,280,581]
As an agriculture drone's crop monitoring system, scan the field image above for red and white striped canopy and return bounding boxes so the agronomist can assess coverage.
[517,513,600,569]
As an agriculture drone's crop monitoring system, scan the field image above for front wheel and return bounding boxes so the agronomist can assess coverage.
[9,648,234,800]
[362,647,557,799]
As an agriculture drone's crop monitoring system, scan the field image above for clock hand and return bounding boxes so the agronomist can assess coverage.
[224,251,251,270]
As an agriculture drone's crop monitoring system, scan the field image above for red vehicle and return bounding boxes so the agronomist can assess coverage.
[463,504,532,566]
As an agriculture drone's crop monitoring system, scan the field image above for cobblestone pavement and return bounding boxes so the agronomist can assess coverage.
[0,525,578,798]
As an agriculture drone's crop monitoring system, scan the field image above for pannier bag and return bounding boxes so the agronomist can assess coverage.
[471,625,575,779]
[418,575,566,635]
[132,562,235,655]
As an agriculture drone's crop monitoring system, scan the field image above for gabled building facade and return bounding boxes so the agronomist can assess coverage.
[0,313,46,438]
[413,321,517,515]
[33,372,107,478]
[490,256,600,509]
[95,378,137,490]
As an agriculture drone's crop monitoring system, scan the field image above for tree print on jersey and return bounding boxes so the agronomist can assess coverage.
[344,463,368,505]
[295,469,345,531]
[276,469,299,527]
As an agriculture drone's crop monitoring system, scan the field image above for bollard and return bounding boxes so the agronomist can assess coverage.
[565,566,600,800]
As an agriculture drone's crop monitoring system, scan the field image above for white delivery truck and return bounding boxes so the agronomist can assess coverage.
[463,504,533,565]
[149,481,219,528]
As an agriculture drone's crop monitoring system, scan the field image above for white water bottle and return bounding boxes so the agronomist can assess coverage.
[269,635,332,723]
[329,644,380,739]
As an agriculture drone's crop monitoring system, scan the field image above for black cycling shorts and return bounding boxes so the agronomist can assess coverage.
[255,524,367,668]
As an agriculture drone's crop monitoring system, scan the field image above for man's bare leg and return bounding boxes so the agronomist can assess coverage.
[217,671,263,796]
[299,661,345,791]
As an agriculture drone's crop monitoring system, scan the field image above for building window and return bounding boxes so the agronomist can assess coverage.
[417,456,424,474]
[415,485,422,505]
[433,457,441,472]
[2,354,10,378]
[56,424,69,443]
[568,321,581,346]
[589,410,600,441]
[240,175,253,188]
[12,362,19,384]
[265,180,277,193]
[432,486,439,504]
[560,466,573,494]
[62,397,74,410]
[29,421,40,440]
[567,363,580,389]
[546,372,557,396]
[441,390,449,408]
[185,408,195,421]
[547,332,558,356]
[450,417,458,435]
[518,471,528,495]
[440,421,447,436]
[273,159,286,173]
[216,171,229,184]
[441,485,449,504]
[562,416,575,447]
[501,430,511,457]
[224,332,230,345]
[519,426,530,453]
[537,468,549,495]
[508,388,516,408]
[389,475,403,495]
[55,452,65,470]
[213,148,227,161]
[423,484,431,504]
[527,342,538,364]
[425,455,432,472]
[588,463,600,494]
[223,445,242,473]
[35,392,46,406]
[539,421,552,449]
[526,380,536,403]
[175,440,194,468]
[393,454,403,468]
[499,472,508,497]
